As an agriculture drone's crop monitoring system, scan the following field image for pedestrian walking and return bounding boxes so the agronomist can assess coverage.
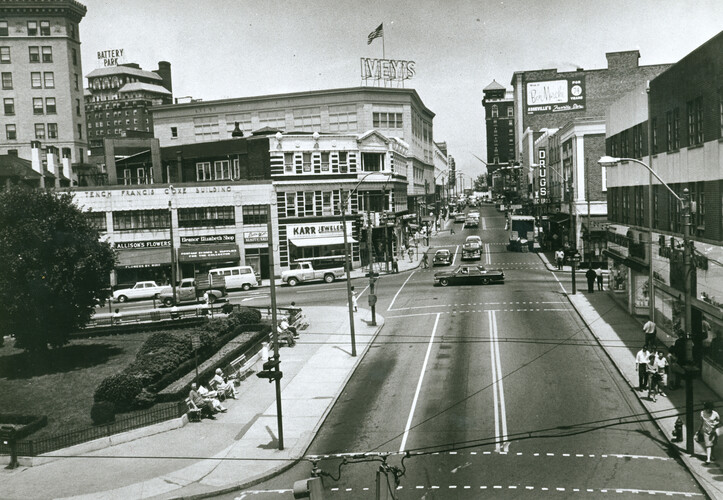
[422,252,429,269]
[555,249,564,270]
[697,401,720,464]
[408,247,414,263]
[643,320,656,349]
[450,224,455,235]
[392,258,399,273]
[351,286,358,312]
[595,266,604,290]
[585,267,596,293]
[655,350,668,396]
[635,345,650,391]
[111,308,122,326]
[647,353,661,402]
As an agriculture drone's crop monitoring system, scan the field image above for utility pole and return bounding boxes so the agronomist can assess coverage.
[168,198,177,305]
[681,188,698,455]
[568,180,578,294]
[646,82,656,323]
[366,192,378,326]
[266,204,283,450]
[340,194,357,357]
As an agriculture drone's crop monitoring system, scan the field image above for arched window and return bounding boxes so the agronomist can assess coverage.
[491,105,498,118]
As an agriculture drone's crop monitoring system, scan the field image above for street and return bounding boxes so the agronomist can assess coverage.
[215,205,703,498]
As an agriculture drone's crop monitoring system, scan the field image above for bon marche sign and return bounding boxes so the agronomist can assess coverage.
[526,76,586,115]
[360,58,415,82]
[97,48,125,67]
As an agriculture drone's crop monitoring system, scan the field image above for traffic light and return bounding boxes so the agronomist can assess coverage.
[256,358,282,383]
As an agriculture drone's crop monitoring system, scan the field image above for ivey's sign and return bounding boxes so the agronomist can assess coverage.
[286,221,354,239]
[97,48,125,67]
[537,148,547,200]
[360,58,416,82]
[526,76,586,115]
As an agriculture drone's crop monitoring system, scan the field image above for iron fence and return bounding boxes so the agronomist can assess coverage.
[0,402,185,457]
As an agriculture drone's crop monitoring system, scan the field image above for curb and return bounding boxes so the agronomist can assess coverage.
[562,294,713,499]
[165,312,388,500]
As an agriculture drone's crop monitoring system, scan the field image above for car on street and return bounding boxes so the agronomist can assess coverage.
[465,235,482,249]
[454,213,466,223]
[433,249,452,266]
[433,265,504,286]
[113,281,166,302]
[464,216,479,228]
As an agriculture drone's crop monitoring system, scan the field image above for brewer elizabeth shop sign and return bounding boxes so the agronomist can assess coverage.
[526,76,586,115]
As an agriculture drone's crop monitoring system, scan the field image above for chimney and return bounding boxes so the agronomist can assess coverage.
[61,147,73,184]
[231,122,243,137]
[154,61,173,96]
[46,146,59,187]
[606,50,641,71]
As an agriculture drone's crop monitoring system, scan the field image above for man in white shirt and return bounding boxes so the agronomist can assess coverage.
[635,345,650,391]
[643,320,656,348]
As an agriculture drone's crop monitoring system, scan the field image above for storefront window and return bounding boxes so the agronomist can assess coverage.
[242,204,268,224]
[633,275,649,310]
[608,259,628,293]
[113,210,170,231]
[703,312,723,367]
[654,288,684,338]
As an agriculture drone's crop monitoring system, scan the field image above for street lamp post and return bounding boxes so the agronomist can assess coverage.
[599,155,697,453]
[266,202,283,450]
[167,194,177,305]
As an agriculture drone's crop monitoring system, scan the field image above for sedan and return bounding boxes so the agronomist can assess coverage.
[434,265,504,286]
[454,213,466,223]
[433,249,452,266]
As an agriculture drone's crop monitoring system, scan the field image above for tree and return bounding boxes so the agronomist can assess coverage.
[473,174,488,192]
[0,186,115,352]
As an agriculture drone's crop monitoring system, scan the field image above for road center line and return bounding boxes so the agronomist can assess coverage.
[451,244,459,266]
[489,310,508,452]
[481,217,487,231]
[387,270,416,311]
[399,312,440,453]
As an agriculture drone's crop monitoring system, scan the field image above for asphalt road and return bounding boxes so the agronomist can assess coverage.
[215,205,704,499]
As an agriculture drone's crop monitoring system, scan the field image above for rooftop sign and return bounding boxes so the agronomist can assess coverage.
[97,48,125,67]
[360,58,415,84]
[526,76,586,115]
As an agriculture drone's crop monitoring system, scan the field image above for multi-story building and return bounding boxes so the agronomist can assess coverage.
[84,61,173,161]
[603,31,723,392]
[481,80,515,171]
[0,0,88,180]
[150,86,436,218]
[505,51,671,258]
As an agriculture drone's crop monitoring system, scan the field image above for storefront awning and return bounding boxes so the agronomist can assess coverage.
[289,236,356,248]
[115,248,171,269]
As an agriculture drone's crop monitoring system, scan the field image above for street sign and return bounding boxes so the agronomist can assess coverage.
[191,334,201,350]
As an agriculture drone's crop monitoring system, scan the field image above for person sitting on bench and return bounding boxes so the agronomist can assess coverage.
[278,320,296,347]
[198,384,227,412]
[212,368,237,398]
[189,383,216,419]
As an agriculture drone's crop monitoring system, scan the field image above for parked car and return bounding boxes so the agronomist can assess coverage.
[157,274,227,307]
[433,265,504,286]
[433,249,452,266]
[112,281,166,303]
[209,265,258,290]
[281,261,345,286]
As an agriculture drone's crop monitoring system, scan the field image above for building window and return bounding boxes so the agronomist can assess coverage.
[77,123,82,139]
[672,108,680,149]
[719,88,723,139]
[195,162,211,181]
[620,130,629,158]
[74,73,79,90]
[2,72,12,89]
[242,205,268,225]
[651,118,658,155]
[3,97,14,115]
[328,104,357,132]
[214,160,230,180]
[27,21,37,36]
[28,46,39,62]
[5,124,16,140]
[507,106,514,118]
[47,122,57,138]
[113,210,170,231]
[491,105,499,118]
[373,112,403,129]
[34,123,45,139]
[41,46,52,62]
[39,21,50,36]
[76,98,81,116]
[44,71,54,88]
[85,212,107,231]
[694,97,703,145]
[71,47,77,65]
[632,124,644,158]
[193,116,219,139]
[33,97,44,114]
[232,158,240,179]
[68,23,75,40]
[0,46,9,63]
[178,206,235,228]
[292,107,321,131]
[31,71,42,88]
[653,187,660,230]
[0,20,8,36]
[170,126,177,138]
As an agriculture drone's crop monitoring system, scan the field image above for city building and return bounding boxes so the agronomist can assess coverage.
[481,79,515,172]
[504,51,671,257]
[603,31,723,392]
[149,86,437,219]
[84,61,173,162]
[0,0,89,182]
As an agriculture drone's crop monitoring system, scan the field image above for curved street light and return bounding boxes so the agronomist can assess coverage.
[340,171,393,356]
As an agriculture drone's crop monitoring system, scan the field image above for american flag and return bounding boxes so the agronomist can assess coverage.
[367,23,383,45]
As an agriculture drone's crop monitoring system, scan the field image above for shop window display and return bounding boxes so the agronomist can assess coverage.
[608,260,628,292]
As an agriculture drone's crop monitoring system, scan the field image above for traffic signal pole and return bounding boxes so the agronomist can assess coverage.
[267,204,283,450]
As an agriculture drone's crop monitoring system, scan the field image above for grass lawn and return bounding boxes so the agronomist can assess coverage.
[0,331,152,439]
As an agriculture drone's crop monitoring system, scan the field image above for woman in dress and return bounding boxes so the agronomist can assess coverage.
[699,401,720,464]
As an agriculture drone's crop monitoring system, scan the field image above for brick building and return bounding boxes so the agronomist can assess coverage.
[604,31,723,392]
[481,80,515,172]
[0,0,89,182]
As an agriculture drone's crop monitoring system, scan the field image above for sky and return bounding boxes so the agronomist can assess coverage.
[79,0,722,184]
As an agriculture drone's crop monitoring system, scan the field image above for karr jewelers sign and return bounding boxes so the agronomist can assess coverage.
[286,221,354,239]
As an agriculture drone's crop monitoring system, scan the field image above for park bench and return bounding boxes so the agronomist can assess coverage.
[224,354,255,382]
[185,398,202,422]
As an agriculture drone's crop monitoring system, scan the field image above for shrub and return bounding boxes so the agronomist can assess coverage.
[94,372,143,411]
[234,307,262,326]
[90,401,115,425]
[221,303,234,314]
[131,389,156,410]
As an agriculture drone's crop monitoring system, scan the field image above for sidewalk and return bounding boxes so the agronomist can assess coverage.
[542,252,723,498]
[0,307,384,500]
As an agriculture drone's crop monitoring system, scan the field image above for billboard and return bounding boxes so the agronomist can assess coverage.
[526,76,586,115]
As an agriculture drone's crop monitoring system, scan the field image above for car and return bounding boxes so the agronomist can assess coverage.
[112,281,165,302]
[464,217,479,228]
[454,213,466,223]
[468,211,480,218]
[433,265,504,286]
[433,249,452,266]
[465,235,482,249]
